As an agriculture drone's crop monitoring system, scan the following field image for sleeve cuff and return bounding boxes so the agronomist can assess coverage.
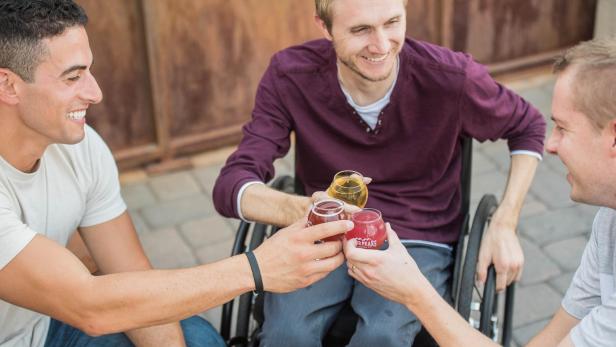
[510,150,543,161]
[237,181,265,222]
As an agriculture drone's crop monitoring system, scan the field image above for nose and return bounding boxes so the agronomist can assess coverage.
[82,71,103,104]
[545,128,558,155]
[369,28,391,54]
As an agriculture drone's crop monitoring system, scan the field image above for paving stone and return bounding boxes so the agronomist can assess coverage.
[513,319,550,346]
[149,171,202,201]
[200,306,222,333]
[475,140,511,172]
[195,238,235,265]
[513,284,562,328]
[519,198,548,218]
[529,167,575,209]
[129,211,150,236]
[141,195,216,229]
[470,170,508,206]
[519,206,592,246]
[519,237,561,286]
[549,272,575,295]
[180,215,236,249]
[541,153,567,177]
[540,78,556,97]
[139,228,197,269]
[517,88,552,117]
[471,149,498,176]
[192,164,223,195]
[121,182,157,210]
[544,237,588,272]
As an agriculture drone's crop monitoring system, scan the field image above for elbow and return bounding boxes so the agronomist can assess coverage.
[212,181,236,219]
[73,306,123,337]
[67,284,121,336]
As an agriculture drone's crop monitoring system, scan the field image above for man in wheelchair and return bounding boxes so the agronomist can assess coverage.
[213,0,545,345]
[344,38,616,347]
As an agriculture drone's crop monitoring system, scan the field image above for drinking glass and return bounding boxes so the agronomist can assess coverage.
[306,199,347,242]
[346,208,386,249]
[326,170,368,208]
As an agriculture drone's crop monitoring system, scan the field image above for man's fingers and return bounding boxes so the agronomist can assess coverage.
[344,238,379,265]
[343,204,361,215]
[384,223,402,247]
[311,239,343,260]
[515,267,523,282]
[308,252,345,274]
[311,191,329,202]
[496,271,508,292]
[475,253,489,284]
[305,220,353,242]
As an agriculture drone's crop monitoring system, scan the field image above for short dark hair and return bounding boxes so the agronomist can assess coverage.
[0,0,88,82]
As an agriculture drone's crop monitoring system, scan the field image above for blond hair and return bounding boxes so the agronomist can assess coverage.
[315,0,408,33]
[553,38,616,130]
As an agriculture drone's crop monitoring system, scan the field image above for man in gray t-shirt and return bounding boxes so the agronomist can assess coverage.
[561,208,616,346]
[341,38,616,346]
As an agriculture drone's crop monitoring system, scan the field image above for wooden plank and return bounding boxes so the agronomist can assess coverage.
[75,0,157,152]
[141,0,320,146]
[140,0,174,161]
[449,0,597,64]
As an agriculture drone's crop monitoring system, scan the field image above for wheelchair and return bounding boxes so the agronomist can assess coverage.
[220,138,516,347]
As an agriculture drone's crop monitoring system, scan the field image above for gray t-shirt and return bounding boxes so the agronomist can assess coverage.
[562,207,616,346]
[0,126,127,347]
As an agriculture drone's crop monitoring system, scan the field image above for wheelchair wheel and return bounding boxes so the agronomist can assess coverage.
[456,194,515,346]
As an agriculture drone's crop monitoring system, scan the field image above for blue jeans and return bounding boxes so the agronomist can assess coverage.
[44,315,225,347]
[260,243,454,347]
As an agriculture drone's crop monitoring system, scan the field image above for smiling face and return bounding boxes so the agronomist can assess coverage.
[546,69,616,206]
[323,0,406,83]
[13,25,102,147]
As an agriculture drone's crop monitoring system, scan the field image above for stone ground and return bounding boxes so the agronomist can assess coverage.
[119,71,596,346]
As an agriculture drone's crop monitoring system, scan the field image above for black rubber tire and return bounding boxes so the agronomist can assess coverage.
[456,194,498,320]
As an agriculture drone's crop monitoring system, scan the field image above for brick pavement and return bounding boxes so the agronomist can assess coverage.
[120,73,597,346]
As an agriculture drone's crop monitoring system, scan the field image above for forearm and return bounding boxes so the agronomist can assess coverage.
[406,280,498,347]
[526,308,578,347]
[104,246,186,346]
[81,254,254,335]
[497,154,539,222]
[241,183,310,227]
[125,324,185,347]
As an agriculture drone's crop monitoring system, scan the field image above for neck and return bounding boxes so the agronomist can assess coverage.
[337,58,398,106]
[0,109,49,173]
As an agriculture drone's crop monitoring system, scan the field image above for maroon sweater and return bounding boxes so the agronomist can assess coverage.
[213,38,545,244]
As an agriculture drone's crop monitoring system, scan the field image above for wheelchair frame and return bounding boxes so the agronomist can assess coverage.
[220,138,515,347]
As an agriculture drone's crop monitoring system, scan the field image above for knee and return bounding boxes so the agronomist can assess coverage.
[180,316,226,347]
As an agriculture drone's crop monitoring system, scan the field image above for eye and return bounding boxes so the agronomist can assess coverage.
[386,19,399,26]
[67,75,81,82]
[351,26,369,34]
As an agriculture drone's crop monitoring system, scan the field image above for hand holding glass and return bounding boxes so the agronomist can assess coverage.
[346,208,386,249]
[306,199,347,242]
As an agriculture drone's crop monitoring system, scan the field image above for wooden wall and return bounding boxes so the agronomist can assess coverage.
[76,0,596,169]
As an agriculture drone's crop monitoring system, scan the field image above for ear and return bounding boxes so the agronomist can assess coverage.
[607,119,616,157]
[0,69,20,106]
[314,15,333,41]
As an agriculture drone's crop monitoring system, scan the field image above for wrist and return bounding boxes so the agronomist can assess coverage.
[404,276,435,309]
[245,251,264,294]
[491,205,519,230]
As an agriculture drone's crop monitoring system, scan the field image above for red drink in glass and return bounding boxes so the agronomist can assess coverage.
[346,208,386,249]
[307,199,346,242]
